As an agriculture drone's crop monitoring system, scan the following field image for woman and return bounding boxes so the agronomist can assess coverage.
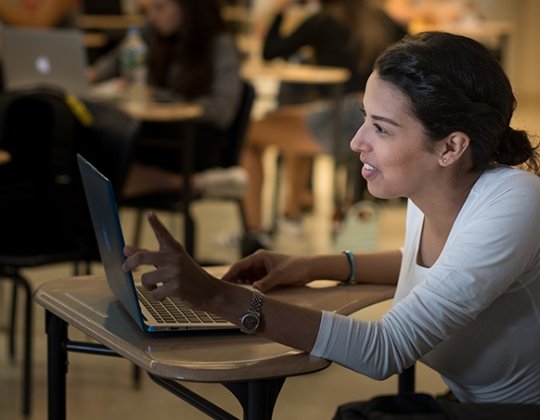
[123,32,540,404]
[243,0,405,232]
[90,0,242,195]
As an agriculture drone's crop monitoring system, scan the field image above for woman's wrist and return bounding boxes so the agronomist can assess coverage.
[341,250,356,285]
[205,278,252,323]
[305,254,354,283]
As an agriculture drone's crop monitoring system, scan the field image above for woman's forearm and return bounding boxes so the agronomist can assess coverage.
[306,250,402,286]
[207,280,322,352]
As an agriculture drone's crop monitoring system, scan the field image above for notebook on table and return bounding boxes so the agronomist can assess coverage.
[77,154,238,333]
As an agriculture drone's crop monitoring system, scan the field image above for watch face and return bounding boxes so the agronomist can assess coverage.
[241,312,260,333]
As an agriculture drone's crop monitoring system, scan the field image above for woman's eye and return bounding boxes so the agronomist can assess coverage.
[374,124,387,134]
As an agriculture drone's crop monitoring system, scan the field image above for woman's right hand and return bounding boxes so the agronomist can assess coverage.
[222,250,315,292]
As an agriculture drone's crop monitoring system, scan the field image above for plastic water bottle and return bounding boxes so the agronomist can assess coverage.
[120,27,148,105]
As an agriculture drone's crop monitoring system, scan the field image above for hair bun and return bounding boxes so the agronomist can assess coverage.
[496,127,534,166]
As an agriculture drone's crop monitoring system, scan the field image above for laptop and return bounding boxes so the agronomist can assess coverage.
[2,26,91,96]
[77,154,238,333]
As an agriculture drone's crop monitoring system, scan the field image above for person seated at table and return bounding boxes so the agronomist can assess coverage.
[88,0,243,197]
[123,32,540,409]
[242,0,405,234]
[0,0,78,28]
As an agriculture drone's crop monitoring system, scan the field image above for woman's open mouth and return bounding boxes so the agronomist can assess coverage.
[361,162,378,180]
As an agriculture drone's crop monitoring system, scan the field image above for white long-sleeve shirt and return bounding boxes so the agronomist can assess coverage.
[311,167,540,403]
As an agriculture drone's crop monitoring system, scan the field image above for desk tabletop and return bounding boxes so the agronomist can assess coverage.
[77,14,145,30]
[34,270,394,383]
[242,60,351,85]
[88,79,204,122]
[83,32,108,49]
[409,20,514,42]
[120,100,203,122]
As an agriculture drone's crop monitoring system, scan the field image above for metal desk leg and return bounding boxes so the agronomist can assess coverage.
[331,83,345,228]
[5,272,33,417]
[398,364,416,395]
[148,374,237,420]
[148,374,285,420]
[45,310,68,420]
[181,122,196,256]
[225,378,285,420]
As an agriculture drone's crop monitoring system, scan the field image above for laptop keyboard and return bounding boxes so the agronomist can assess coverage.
[137,287,230,325]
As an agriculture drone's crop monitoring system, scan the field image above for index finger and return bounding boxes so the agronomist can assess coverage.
[147,212,182,251]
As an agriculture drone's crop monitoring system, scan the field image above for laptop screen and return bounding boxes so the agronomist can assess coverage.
[77,154,145,328]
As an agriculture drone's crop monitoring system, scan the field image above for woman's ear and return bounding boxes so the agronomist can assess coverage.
[439,132,470,166]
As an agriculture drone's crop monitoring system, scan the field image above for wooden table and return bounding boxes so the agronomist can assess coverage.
[76,14,145,30]
[83,31,108,49]
[242,60,351,86]
[34,269,395,420]
[409,20,514,63]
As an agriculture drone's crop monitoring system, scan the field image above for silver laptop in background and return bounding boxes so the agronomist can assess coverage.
[1,26,90,96]
[77,154,238,333]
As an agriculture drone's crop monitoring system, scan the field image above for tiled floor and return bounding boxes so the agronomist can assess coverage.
[2,96,540,419]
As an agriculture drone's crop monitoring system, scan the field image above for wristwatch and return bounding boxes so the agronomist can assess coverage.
[239,289,264,334]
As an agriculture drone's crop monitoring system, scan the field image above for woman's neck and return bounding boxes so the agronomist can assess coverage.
[415,169,482,235]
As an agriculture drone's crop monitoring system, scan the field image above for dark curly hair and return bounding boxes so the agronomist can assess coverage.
[374,31,539,173]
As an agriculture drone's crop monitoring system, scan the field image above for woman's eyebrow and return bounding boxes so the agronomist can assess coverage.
[372,114,401,127]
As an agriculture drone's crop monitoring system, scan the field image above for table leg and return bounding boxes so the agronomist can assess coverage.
[331,84,346,224]
[181,122,195,256]
[148,374,236,419]
[224,378,285,420]
[45,310,68,420]
[148,374,285,420]
[398,364,416,395]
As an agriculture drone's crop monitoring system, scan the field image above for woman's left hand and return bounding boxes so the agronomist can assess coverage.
[122,212,218,308]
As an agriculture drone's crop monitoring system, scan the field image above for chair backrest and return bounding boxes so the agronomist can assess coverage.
[222,80,255,168]
[0,89,97,259]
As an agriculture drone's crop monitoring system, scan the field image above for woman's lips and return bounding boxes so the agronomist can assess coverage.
[361,162,378,180]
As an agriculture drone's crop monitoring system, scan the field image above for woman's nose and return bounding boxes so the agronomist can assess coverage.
[350,123,367,153]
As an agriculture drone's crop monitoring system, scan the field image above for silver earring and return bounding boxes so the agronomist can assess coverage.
[443,158,448,163]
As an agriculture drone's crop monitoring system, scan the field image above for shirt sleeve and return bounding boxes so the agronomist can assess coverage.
[311,170,540,380]
[192,34,242,130]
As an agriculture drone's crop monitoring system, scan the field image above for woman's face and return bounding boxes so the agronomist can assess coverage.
[147,0,182,36]
[350,72,442,201]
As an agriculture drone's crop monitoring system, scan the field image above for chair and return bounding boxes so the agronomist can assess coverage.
[0,88,136,417]
[122,80,255,261]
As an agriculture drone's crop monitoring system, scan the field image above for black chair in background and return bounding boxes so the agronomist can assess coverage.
[0,88,136,417]
[122,80,255,262]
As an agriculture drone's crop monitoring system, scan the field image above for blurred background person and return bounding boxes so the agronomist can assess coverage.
[242,0,405,237]
[0,0,79,28]
[89,0,243,198]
